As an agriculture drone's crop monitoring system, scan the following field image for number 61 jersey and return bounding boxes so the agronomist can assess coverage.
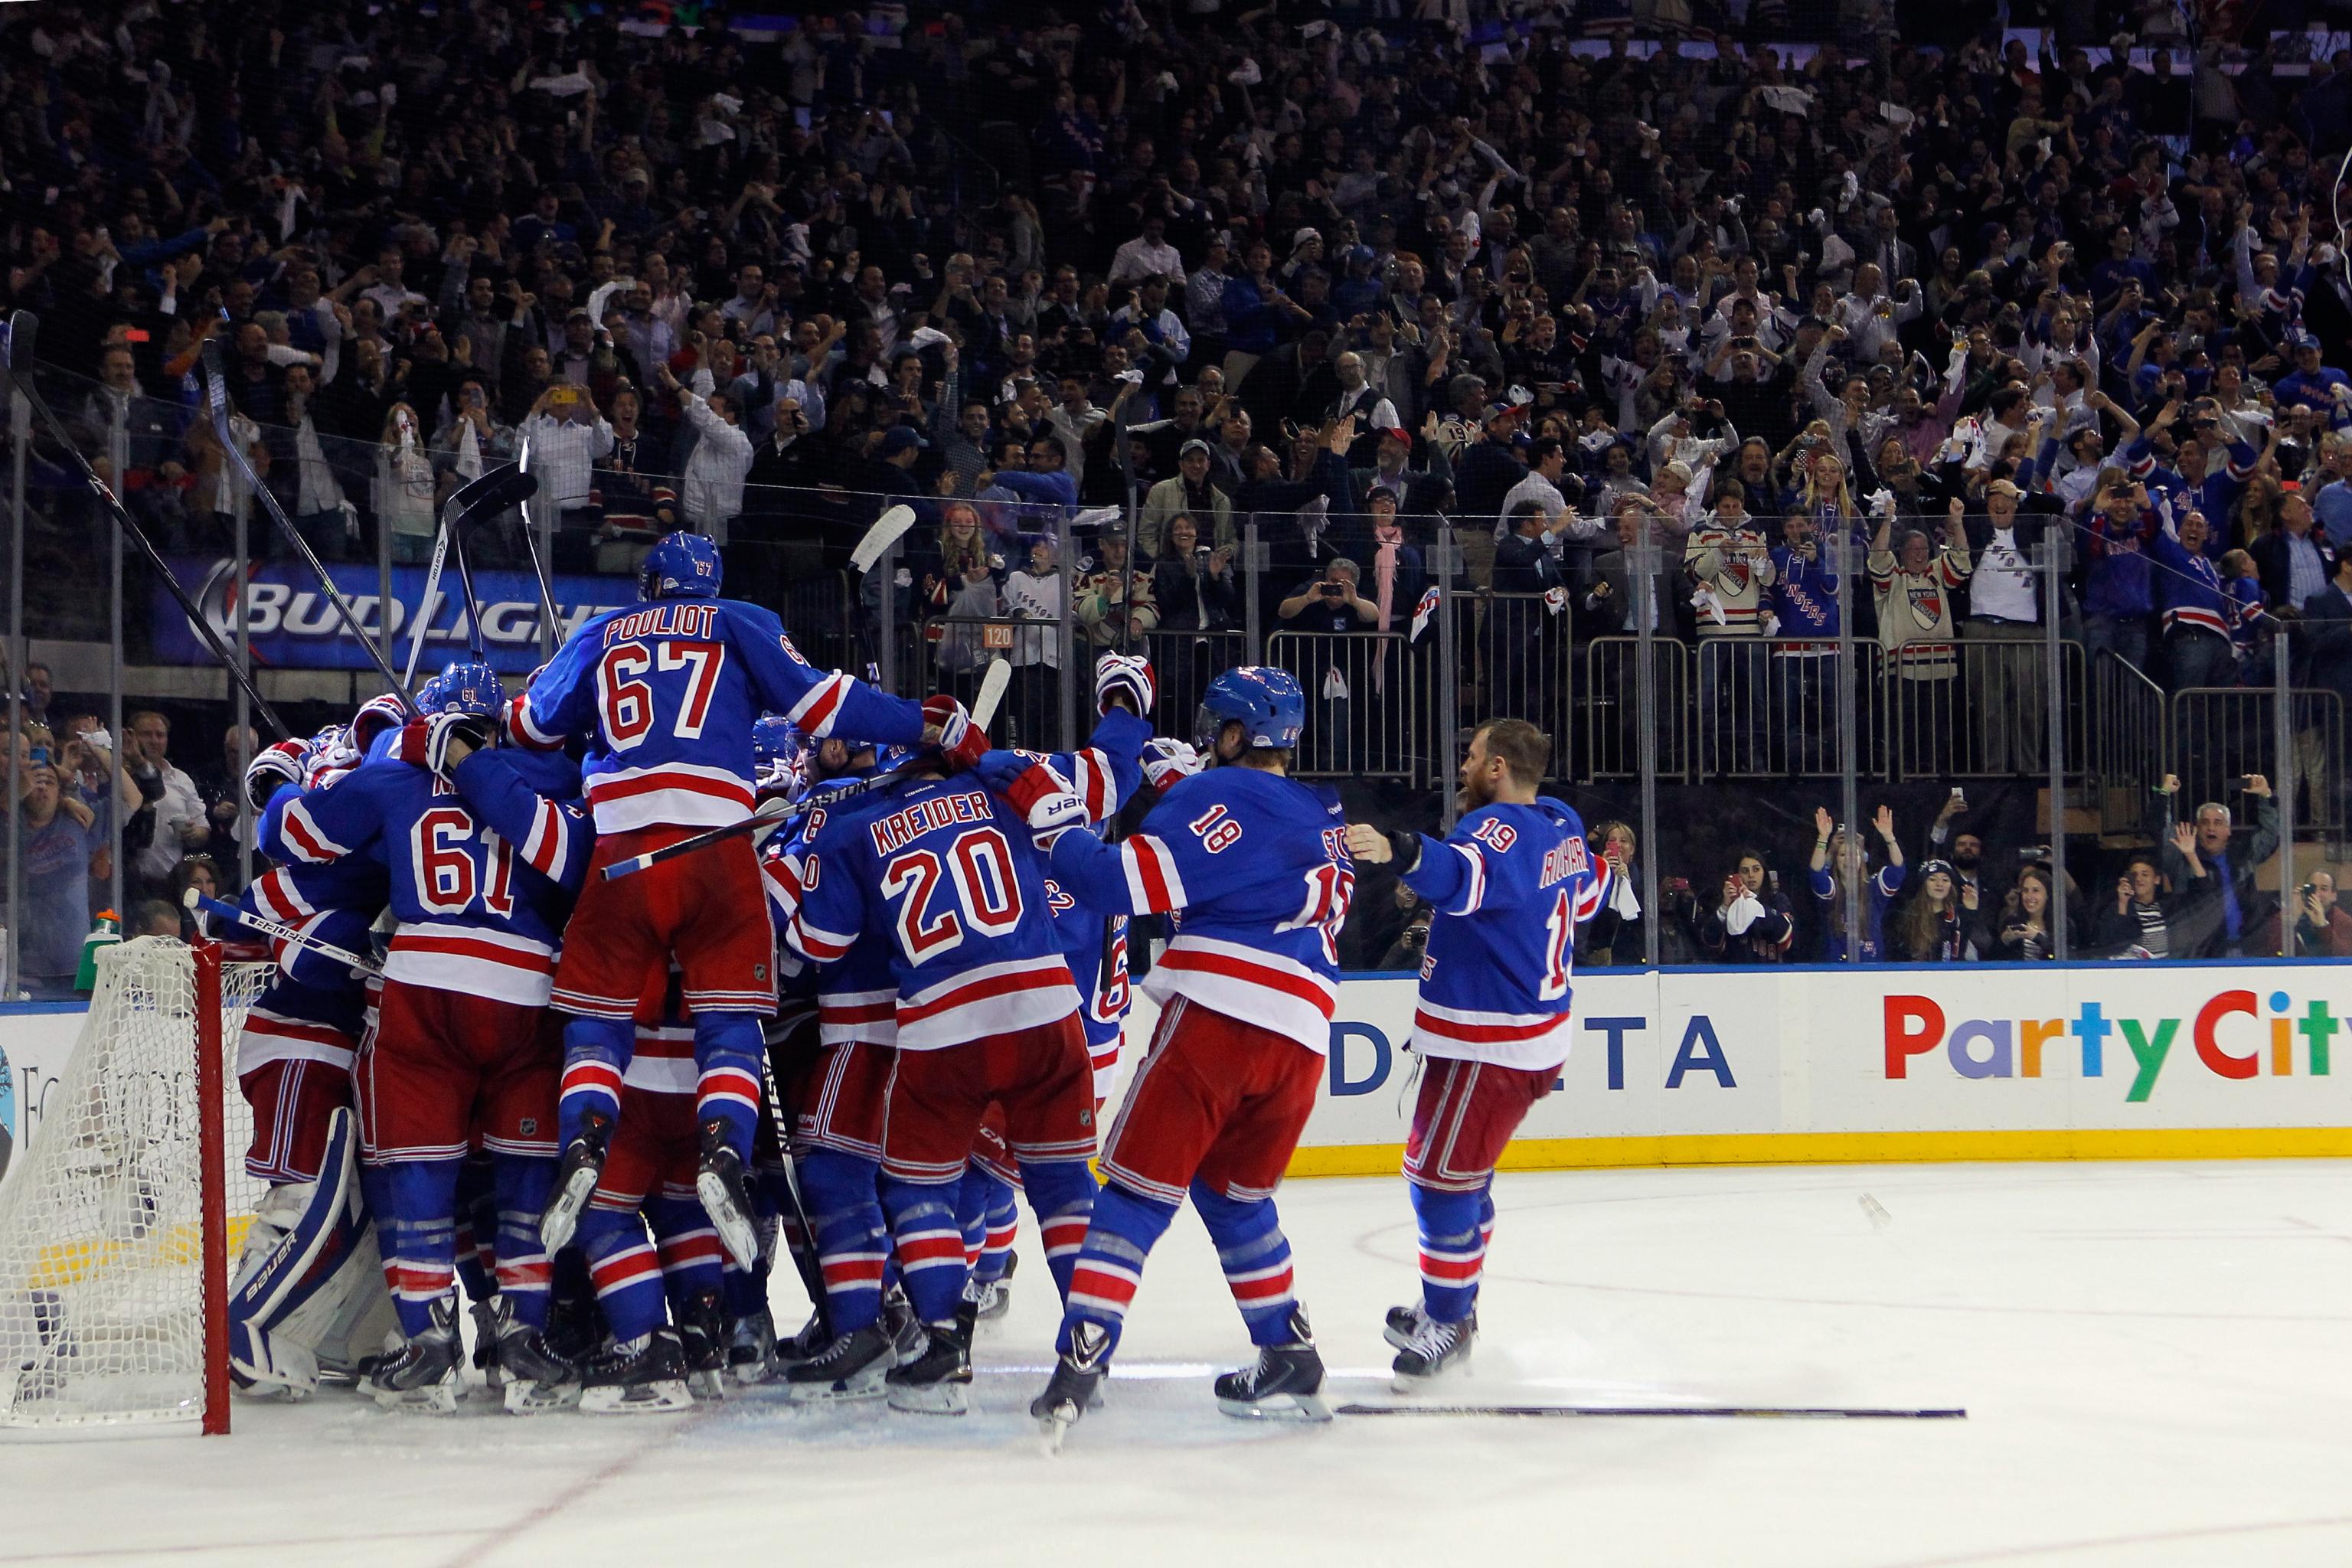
[1399,797,1609,1071]
[786,774,1083,1050]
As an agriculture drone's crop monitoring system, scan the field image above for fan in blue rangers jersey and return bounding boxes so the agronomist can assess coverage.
[951,656,1155,1325]
[508,531,978,1282]
[217,733,397,1402]
[1344,718,1609,1390]
[782,742,1100,1416]
[271,663,596,1415]
[756,726,932,1398]
[1018,665,1356,1444]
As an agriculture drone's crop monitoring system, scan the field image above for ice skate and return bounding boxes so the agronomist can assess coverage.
[781,1321,893,1402]
[884,1305,974,1415]
[677,1286,729,1400]
[1390,1313,1475,1391]
[485,1298,582,1414]
[539,1111,612,1254]
[882,1284,927,1367]
[694,1120,762,1271]
[470,1298,505,1392]
[1032,1321,1112,1453]
[359,1299,466,1415]
[579,1328,694,1414]
[769,1309,829,1372]
[728,1306,776,1385]
[1214,1305,1331,1421]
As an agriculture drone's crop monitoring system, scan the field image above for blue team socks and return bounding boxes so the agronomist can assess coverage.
[1192,1181,1300,1347]
[1018,1158,1095,1305]
[557,1016,631,1148]
[492,1154,556,1330]
[649,1195,727,1312]
[374,1158,463,1339]
[877,1176,966,1325]
[1060,1178,1178,1355]
[799,1148,888,1334]
[1409,1179,1492,1325]
[578,1206,668,1346]
[691,1011,765,1161]
[958,1168,1022,1284]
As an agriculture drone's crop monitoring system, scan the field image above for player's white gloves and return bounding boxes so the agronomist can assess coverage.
[1000,758,1088,845]
[1140,736,1202,790]
[1095,651,1157,717]
[424,709,494,779]
[923,693,989,770]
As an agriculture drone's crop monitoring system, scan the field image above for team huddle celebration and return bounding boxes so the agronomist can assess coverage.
[215,525,1602,1445]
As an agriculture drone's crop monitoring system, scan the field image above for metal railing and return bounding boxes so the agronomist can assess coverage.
[1468,590,1573,780]
[1883,637,2089,782]
[2090,649,2167,839]
[2171,686,2345,839]
[1263,629,1423,780]
[1580,635,1694,781]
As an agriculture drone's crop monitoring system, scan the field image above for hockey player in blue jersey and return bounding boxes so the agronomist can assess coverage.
[273,663,596,1413]
[1344,719,1609,1388]
[512,531,981,1277]
[218,736,396,1400]
[783,735,1105,1415]
[1019,665,1356,1442]
[952,655,1155,1324]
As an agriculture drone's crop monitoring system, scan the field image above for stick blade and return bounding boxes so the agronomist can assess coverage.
[849,505,918,575]
[5,309,34,374]
[971,658,1012,729]
[452,461,537,517]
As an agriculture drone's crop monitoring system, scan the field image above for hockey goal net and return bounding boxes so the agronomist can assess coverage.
[0,938,266,1432]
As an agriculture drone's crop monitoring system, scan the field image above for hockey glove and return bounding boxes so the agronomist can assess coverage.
[1140,737,1203,791]
[923,694,990,772]
[1386,830,1423,874]
[424,709,495,779]
[1025,789,1090,848]
[999,758,1076,822]
[1094,651,1156,717]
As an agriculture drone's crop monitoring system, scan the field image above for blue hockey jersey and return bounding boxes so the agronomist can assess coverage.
[764,793,902,1049]
[274,749,591,1007]
[1047,766,1354,1056]
[511,596,926,834]
[787,773,1081,1050]
[1400,799,1609,1070]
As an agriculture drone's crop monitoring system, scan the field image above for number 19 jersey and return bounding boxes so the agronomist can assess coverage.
[1400,798,1608,1071]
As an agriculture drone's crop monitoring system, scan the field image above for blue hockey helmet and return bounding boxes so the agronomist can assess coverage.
[430,659,507,718]
[641,530,723,601]
[753,714,808,801]
[1194,665,1305,756]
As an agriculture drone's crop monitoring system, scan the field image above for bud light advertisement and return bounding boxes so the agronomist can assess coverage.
[152,557,639,675]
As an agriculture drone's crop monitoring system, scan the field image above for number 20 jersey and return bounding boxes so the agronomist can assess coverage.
[1400,798,1609,1071]
[512,596,926,834]
[1047,766,1354,1057]
[787,775,1081,1051]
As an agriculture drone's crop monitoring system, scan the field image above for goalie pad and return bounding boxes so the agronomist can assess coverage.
[228,1106,387,1398]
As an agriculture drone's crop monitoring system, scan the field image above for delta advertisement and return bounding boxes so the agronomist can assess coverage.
[8,965,2352,1191]
[151,556,639,675]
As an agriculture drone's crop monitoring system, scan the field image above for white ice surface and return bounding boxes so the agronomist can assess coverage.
[11,1160,2352,1568]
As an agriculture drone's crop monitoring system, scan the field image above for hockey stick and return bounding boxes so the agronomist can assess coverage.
[402,462,541,688]
[2,312,291,738]
[1333,1403,1967,1420]
[510,437,563,650]
[599,660,1011,882]
[201,341,419,717]
[848,503,918,575]
[183,889,381,975]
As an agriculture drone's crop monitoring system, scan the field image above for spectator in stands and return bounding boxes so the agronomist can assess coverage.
[17,763,100,998]
[1893,859,1984,962]
[2273,869,2352,958]
[1001,534,1064,748]
[1869,505,1973,773]
[1699,849,1794,963]
[2094,838,2208,959]
[1991,864,2063,962]
[1962,478,2052,772]
[2160,777,2281,958]
[1141,438,1234,557]
[1809,805,1908,962]
[1579,822,1644,968]
[122,710,204,903]
[1074,532,1157,648]
[1685,488,1775,773]
[374,403,439,564]
[193,724,256,886]
[2252,488,2341,617]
